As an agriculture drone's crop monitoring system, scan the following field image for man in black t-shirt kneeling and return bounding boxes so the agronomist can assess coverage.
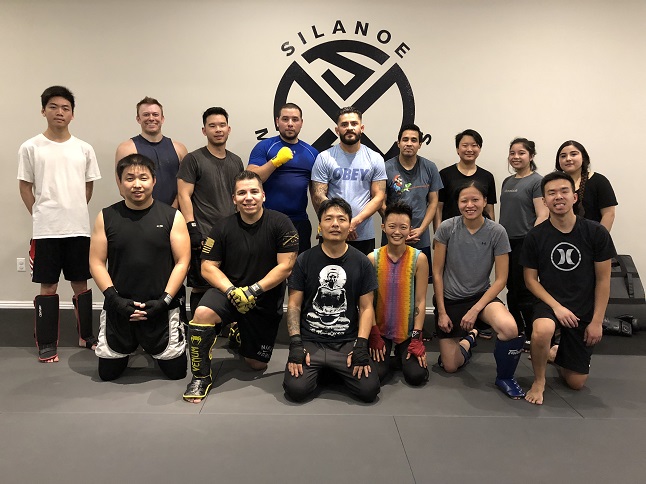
[283,198,381,403]
[183,171,299,403]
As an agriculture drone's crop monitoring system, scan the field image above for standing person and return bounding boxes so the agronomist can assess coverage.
[555,140,617,232]
[177,107,243,314]
[183,171,299,403]
[383,124,442,273]
[434,129,497,339]
[521,172,615,405]
[433,181,525,399]
[115,96,188,207]
[499,138,549,342]
[18,86,102,362]
[248,102,319,254]
[368,202,429,386]
[90,154,190,381]
[283,198,381,403]
[311,106,387,255]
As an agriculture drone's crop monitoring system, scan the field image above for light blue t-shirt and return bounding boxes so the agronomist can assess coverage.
[312,144,387,241]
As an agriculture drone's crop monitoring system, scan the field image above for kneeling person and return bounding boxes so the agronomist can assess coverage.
[368,201,429,386]
[283,198,381,403]
[183,171,299,403]
[521,172,615,405]
[90,154,190,381]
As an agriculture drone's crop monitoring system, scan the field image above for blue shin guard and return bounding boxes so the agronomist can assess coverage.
[494,336,525,399]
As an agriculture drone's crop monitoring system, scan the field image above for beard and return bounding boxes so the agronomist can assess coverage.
[340,131,361,146]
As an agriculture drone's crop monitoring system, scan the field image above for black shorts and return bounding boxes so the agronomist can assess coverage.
[30,237,91,284]
[533,301,593,374]
[199,288,282,363]
[187,247,209,289]
[434,293,503,339]
[95,308,186,360]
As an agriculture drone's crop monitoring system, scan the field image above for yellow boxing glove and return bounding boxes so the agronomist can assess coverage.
[270,147,293,168]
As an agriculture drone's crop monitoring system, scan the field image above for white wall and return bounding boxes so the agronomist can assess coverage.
[1,0,643,304]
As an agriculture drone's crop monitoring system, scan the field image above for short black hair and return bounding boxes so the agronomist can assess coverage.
[41,86,75,112]
[317,197,352,221]
[234,170,263,190]
[455,129,483,148]
[276,102,302,118]
[398,124,423,142]
[116,153,156,181]
[337,106,362,123]
[541,171,575,196]
[202,106,229,125]
[384,201,413,223]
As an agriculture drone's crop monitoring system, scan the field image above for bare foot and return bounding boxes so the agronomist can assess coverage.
[548,345,558,363]
[183,397,203,404]
[79,338,97,351]
[525,381,545,405]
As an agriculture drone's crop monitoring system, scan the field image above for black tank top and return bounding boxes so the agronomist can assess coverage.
[103,201,176,301]
[132,135,180,205]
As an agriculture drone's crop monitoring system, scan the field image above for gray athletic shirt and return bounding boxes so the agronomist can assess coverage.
[434,216,511,300]
[499,172,543,238]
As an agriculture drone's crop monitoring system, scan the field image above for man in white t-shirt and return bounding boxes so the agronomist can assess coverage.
[18,86,102,363]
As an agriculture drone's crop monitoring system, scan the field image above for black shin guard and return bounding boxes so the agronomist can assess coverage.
[184,322,217,400]
[73,289,96,347]
[34,294,60,361]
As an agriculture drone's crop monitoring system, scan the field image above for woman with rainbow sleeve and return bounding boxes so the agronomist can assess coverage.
[367,201,429,386]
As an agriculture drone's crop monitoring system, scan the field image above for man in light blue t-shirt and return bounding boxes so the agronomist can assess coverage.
[311,107,386,255]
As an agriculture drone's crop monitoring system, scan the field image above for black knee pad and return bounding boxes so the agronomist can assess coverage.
[98,357,129,381]
[158,353,188,380]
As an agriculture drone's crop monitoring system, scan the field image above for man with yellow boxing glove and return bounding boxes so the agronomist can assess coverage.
[183,171,299,403]
[248,103,319,254]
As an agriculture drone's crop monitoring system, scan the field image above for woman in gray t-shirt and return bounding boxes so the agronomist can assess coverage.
[500,138,548,343]
[433,181,526,399]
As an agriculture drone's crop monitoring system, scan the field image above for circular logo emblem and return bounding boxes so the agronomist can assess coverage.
[273,39,415,160]
[550,242,581,271]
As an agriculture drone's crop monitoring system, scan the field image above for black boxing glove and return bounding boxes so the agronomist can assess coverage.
[351,337,370,367]
[288,335,307,364]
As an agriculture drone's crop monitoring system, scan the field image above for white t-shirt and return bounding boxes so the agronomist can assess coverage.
[17,134,101,238]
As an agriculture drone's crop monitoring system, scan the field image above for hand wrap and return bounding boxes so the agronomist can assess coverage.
[288,335,307,364]
[187,221,202,249]
[408,329,425,358]
[103,286,135,319]
[351,337,370,367]
[368,325,385,353]
[270,147,293,168]
[143,292,172,319]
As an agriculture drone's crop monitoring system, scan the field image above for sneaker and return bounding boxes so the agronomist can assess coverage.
[478,328,493,340]
[228,323,241,350]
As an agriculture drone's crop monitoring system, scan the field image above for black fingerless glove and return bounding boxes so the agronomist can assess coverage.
[351,337,370,367]
[288,335,306,364]
[187,221,203,249]
[103,286,135,319]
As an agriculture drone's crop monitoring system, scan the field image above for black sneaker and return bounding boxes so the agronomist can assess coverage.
[478,328,493,340]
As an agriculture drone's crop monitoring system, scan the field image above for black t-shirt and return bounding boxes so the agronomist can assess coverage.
[201,209,298,315]
[288,245,378,343]
[103,200,176,301]
[520,217,616,321]
[575,172,618,223]
[438,164,497,220]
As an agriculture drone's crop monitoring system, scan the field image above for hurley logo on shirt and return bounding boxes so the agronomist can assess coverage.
[550,242,581,271]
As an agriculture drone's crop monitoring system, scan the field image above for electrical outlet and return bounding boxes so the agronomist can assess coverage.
[17,258,26,272]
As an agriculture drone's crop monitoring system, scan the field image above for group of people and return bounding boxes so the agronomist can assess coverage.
[18,85,618,406]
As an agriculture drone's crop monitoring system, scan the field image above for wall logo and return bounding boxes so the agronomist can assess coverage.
[550,242,581,271]
[257,20,428,160]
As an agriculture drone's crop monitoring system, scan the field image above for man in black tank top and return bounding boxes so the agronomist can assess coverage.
[90,154,191,381]
[115,96,188,207]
